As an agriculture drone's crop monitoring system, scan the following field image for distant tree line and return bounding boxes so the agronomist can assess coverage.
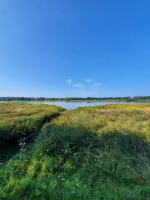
[0,96,150,101]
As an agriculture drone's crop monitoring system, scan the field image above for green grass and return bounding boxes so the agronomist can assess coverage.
[0,103,66,162]
[0,104,150,199]
[0,103,66,146]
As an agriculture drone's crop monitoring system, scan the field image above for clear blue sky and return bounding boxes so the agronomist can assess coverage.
[0,0,150,98]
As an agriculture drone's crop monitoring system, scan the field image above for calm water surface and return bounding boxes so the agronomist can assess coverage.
[1,100,150,110]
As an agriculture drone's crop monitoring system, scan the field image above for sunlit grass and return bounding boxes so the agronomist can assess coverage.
[0,103,66,163]
[0,103,66,146]
[0,104,150,199]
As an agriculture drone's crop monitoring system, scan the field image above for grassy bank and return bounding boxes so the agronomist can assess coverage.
[0,104,150,199]
[0,103,66,162]
[0,103,65,145]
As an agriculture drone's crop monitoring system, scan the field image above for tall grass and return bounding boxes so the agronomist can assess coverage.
[0,103,66,146]
[0,104,150,199]
[0,103,66,163]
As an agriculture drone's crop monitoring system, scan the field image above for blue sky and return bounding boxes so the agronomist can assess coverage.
[0,0,150,98]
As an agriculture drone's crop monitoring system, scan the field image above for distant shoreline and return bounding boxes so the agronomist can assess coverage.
[1,100,150,103]
[1,96,150,102]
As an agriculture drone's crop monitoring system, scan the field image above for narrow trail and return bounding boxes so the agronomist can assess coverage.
[0,110,69,164]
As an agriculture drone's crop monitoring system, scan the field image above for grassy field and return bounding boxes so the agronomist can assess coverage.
[0,103,65,144]
[0,103,150,199]
[0,103,66,161]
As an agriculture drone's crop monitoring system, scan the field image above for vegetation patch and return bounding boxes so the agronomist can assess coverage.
[0,104,150,199]
[0,103,66,148]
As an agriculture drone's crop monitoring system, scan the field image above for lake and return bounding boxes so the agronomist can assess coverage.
[0,100,150,110]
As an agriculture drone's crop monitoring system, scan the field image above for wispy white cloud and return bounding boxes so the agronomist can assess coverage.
[66,79,72,84]
[85,79,93,83]
[93,83,102,86]
[74,83,84,88]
